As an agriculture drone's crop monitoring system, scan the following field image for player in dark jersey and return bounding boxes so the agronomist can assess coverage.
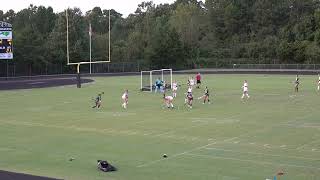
[198,86,210,104]
[196,73,201,88]
[294,75,300,92]
[92,92,104,109]
[203,87,210,104]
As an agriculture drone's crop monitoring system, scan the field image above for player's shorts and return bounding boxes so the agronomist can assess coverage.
[197,80,201,84]
[173,87,178,91]
[205,93,209,97]
[243,87,248,92]
[188,96,193,101]
[166,96,173,101]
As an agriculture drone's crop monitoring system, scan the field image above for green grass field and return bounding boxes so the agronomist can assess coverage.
[0,74,319,180]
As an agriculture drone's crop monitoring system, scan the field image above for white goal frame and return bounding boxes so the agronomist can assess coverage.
[140,69,173,92]
[140,71,152,92]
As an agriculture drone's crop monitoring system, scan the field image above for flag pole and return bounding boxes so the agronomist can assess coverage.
[66,9,69,65]
[89,22,92,74]
[109,9,111,62]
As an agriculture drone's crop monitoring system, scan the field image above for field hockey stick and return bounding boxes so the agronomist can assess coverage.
[197,95,205,100]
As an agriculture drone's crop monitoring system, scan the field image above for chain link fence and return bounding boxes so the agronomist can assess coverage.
[1,58,320,77]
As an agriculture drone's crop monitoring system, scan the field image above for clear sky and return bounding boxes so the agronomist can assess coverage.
[0,0,176,17]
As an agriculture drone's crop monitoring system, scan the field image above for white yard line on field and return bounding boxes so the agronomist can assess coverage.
[296,139,320,150]
[137,136,238,168]
[136,113,315,168]
[152,123,207,137]
[184,153,320,170]
[205,147,319,161]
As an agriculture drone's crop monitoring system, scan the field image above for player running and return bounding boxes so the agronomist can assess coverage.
[92,92,104,109]
[187,77,195,87]
[121,90,129,109]
[317,75,320,91]
[241,80,250,99]
[184,86,193,104]
[294,75,300,92]
[172,81,178,97]
[186,92,194,108]
[198,86,211,104]
[196,72,201,88]
[163,94,174,109]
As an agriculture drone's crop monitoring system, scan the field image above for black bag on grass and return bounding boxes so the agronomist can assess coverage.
[97,160,117,172]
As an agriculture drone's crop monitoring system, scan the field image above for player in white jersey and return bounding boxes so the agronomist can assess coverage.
[163,94,174,108]
[187,86,192,93]
[172,81,178,97]
[186,92,193,108]
[121,90,129,109]
[317,75,320,91]
[189,77,195,87]
[185,86,193,104]
[241,80,250,99]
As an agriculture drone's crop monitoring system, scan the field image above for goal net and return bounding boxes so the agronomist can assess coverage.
[141,69,173,92]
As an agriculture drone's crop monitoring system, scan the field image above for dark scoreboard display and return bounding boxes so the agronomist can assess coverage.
[0,39,12,53]
[0,22,13,59]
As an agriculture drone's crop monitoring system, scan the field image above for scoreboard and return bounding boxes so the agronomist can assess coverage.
[0,21,13,59]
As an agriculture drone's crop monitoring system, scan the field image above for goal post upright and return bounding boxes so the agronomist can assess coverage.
[170,69,173,88]
[65,8,111,67]
[161,70,164,82]
[140,71,143,90]
[65,8,111,88]
[150,71,152,92]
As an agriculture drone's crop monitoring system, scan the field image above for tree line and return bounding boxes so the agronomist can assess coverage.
[1,0,320,75]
